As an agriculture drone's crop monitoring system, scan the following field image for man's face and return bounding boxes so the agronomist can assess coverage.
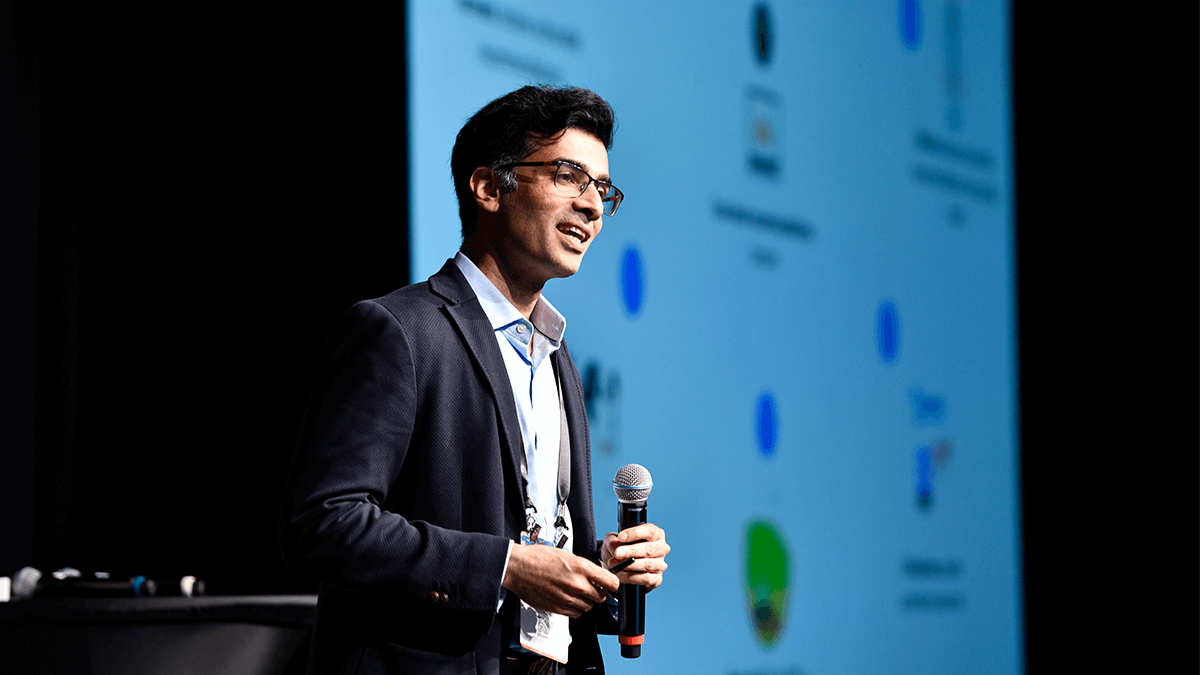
[490,128,609,287]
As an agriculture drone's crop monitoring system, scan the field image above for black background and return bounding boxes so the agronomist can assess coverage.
[4,2,409,594]
[2,1,1196,669]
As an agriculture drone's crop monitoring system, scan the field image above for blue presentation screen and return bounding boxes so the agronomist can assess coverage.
[408,2,1020,673]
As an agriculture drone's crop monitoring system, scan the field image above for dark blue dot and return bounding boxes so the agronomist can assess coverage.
[899,0,922,49]
[753,4,772,66]
[915,445,934,501]
[620,245,644,317]
[756,392,777,457]
[876,300,899,364]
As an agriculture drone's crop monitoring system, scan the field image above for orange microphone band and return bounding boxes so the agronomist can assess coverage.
[618,634,644,646]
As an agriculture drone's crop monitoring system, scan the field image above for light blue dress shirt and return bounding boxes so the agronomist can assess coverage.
[453,253,575,606]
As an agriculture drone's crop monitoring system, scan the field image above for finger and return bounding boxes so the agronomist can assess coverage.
[543,581,600,617]
[620,571,663,592]
[558,598,588,619]
[617,560,666,588]
[583,584,608,605]
[622,556,667,572]
[614,557,667,580]
[565,584,606,611]
[607,557,636,574]
[600,532,619,565]
[617,523,662,542]
[568,571,609,604]
[568,588,600,615]
[612,538,670,562]
[584,563,620,594]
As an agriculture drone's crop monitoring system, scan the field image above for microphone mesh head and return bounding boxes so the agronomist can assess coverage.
[613,464,653,503]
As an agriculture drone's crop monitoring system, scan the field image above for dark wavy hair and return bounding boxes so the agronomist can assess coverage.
[450,86,616,239]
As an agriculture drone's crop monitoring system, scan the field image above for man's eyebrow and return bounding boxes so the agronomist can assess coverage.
[553,157,611,183]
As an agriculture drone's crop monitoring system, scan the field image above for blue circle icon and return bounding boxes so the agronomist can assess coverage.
[899,0,922,49]
[876,300,899,364]
[620,245,644,317]
[756,392,778,457]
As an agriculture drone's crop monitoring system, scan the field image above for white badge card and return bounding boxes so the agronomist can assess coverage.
[518,531,571,664]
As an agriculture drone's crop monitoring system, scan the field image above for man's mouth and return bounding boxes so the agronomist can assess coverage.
[558,223,590,244]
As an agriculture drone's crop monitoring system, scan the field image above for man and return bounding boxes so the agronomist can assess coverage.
[280,85,670,675]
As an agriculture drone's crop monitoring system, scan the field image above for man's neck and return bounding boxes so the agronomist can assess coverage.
[459,246,543,320]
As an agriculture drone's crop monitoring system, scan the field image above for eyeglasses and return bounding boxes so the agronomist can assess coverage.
[500,160,624,216]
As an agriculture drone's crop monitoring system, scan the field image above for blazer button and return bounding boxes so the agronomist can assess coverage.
[439,592,450,604]
[426,590,440,604]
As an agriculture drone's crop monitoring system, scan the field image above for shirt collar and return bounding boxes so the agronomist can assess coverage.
[452,252,566,344]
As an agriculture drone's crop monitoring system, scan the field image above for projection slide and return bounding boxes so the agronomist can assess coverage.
[409,2,1019,673]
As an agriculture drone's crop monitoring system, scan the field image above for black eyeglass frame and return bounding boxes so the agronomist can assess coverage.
[499,160,624,216]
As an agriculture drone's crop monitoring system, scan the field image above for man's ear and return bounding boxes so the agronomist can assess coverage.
[470,167,502,214]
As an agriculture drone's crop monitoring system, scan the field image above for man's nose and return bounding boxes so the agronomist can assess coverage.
[577,183,605,218]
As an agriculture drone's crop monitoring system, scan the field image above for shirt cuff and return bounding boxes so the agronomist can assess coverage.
[496,539,514,613]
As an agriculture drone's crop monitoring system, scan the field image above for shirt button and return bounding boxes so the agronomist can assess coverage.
[516,324,526,333]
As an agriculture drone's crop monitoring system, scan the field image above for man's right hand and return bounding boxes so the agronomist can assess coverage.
[502,544,620,618]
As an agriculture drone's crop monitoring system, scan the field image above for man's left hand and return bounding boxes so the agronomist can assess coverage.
[600,523,670,591]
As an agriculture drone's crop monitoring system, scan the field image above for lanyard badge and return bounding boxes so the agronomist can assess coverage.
[518,505,573,664]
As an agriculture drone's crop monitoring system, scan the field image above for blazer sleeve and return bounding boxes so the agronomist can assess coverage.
[279,299,511,612]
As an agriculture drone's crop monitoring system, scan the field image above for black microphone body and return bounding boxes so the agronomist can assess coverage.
[612,463,653,659]
[617,499,647,658]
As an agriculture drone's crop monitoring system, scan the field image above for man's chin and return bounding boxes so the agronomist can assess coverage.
[545,256,584,280]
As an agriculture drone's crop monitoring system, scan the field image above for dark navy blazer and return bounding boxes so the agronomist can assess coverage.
[281,261,611,674]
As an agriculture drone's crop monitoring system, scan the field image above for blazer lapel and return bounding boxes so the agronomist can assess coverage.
[430,261,527,522]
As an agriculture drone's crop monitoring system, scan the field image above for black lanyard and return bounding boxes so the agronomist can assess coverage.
[518,354,571,546]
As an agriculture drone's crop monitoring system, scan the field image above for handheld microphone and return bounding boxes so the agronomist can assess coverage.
[612,463,652,658]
